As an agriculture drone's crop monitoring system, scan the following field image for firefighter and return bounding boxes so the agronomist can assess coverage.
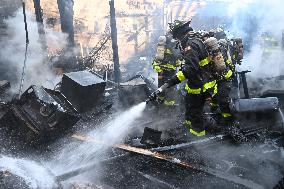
[205,37,235,127]
[150,20,245,142]
[218,36,243,91]
[261,32,279,59]
[152,31,181,106]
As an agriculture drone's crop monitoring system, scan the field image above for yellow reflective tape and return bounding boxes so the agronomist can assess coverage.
[185,84,201,94]
[154,65,163,73]
[176,71,186,82]
[176,59,182,66]
[214,83,218,95]
[164,100,176,106]
[226,59,232,65]
[199,58,210,67]
[203,80,217,92]
[184,120,192,126]
[263,48,276,53]
[222,112,232,118]
[210,102,219,107]
[165,49,173,55]
[224,70,233,79]
[152,60,160,66]
[159,96,165,100]
[160,64,176,70]
[189,129,206,137]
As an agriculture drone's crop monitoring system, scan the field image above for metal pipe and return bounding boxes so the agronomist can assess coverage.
[237,70,251,99]
[241,73,249,99]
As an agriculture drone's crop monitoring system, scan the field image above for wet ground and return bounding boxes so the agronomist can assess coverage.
[0,91,284,189]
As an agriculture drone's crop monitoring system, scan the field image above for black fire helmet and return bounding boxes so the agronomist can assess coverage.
[169,20,193,40]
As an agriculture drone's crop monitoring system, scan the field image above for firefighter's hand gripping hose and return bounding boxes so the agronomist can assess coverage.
[146,83,169,104]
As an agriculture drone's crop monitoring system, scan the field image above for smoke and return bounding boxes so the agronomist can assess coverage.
[0,9,67,94]
[228,0,284,37]
[226,0,284,79]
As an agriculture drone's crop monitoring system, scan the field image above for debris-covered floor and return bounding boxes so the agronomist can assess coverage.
[1,83,284,189]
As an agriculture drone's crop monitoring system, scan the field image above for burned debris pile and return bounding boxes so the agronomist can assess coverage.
[0,85,80,146]
[0,170,30,189]
[0,80,10,95]
[0,69,112,149]
[1,68,283,188]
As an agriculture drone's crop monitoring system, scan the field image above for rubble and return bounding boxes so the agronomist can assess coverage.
[0,80,10,95]
[0,85,80,146]
[0,170,29,189]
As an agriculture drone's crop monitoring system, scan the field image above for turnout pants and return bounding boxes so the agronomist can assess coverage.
[184,81,233,136]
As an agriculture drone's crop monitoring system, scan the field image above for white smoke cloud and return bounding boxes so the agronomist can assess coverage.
[223,0,284,94]
[0,9,67,94]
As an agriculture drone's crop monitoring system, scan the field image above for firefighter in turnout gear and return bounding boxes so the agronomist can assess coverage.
[150,20,246,142]
[261,32,279,59]
[204,38,236,131]
[218,37,244,89]
[152,32,181,106]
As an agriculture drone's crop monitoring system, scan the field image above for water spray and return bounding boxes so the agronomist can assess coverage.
[0,156,59,189]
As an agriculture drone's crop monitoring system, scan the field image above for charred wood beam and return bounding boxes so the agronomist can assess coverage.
[33,0,47,50]
[109,0,120,83]
[57,0,75,47]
